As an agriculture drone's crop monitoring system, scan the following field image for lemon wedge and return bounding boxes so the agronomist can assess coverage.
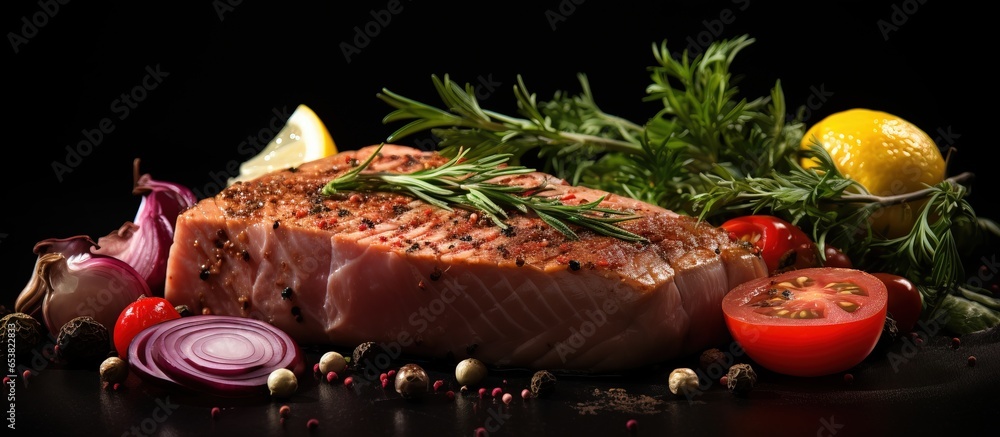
[229,104,337,184]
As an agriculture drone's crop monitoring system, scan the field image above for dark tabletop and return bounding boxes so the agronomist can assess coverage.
[9,325,998,436]
[2,1,995,436]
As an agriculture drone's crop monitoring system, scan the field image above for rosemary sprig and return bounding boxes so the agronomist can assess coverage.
[320,144,647,243]
[370,35,997,333]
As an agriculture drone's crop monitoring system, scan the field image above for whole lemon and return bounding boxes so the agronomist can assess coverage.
[800,109,946,238]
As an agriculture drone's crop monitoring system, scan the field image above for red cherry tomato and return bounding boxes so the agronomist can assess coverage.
[722,267,888,377]
[114,296,182,358]
[822,246,853,269]
[870,273,922,334]
[720,215,819,275]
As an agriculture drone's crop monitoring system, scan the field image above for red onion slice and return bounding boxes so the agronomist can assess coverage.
[127,315,303,397]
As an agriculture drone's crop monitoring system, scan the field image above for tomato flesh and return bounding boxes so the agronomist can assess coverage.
[720,215,819,275]
[722,268,887,377]
[114,296,182,358]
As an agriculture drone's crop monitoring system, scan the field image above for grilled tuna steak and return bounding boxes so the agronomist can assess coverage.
[164,144,766,372]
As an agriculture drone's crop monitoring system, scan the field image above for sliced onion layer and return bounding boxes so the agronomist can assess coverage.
[127,315,303,397]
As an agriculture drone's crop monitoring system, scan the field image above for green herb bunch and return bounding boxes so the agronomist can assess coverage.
[371,34,999,334]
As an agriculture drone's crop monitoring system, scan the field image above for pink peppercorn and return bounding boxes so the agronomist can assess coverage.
[113,383,122,391]
[387,369,396,379]
[380,373,389,383]
[313,363,320,374]
[626,419,639,433]
[434,380,445,392]
[968,356,977,367]
[326,371,338,383]
[478,387,487,398]
[491,387,503,398]
[952,337,961,349]
[279,405,291,418]
[502,393,513,405]
[446,390,455,401]
[843,373,854,384]
[307,418,319,429]
[381,379,389,389]
[474,427,488,437]
[2,377,9,386]
[521,389,531,400]
[344,376,354,387]
[211,407,221,419]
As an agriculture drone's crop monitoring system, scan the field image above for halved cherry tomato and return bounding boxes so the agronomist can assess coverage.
[113,296,182,358]
[722,267,888,377]
[720,215,819,275]
[870,273,922,334]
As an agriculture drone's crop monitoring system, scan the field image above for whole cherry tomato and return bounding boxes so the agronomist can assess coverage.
[113,296,182,358]
[822,246,853,269]
[870,273,922,334]
[720,215,819,275]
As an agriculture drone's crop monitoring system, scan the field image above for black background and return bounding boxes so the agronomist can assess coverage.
[1,1,995,435]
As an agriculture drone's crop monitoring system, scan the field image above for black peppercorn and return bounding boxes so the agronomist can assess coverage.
[530,370,557,398]
[57,316,111,367]
[353,341,389,372]
[698,348,728,373]
[726,363,757,396]
[0,312,44,362]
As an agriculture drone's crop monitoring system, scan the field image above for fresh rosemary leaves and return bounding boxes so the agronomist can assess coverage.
[321,144,647,242]
[366,34,998,332]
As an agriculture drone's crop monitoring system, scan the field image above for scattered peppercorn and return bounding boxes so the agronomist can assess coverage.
[433,380,445,392]
[478,387,487,398]
[474,427,488,437]
[726,363,757,396]
[843,373,854,384]
[0,312,43,362]
[668,368,700,396]
[306,418,319,430]
[568,260,581,271]
[968,356,977,367]
[174,305,192,317]
[100,357,129,384]
[446,390,455,401]
[491,387,503,398]
[626,419,639,433]
[326,372,338,383]
[57,316,110,367]
[951,337,961,349]
[343,376,354,387]
[353,341,388,372]
[521,389,531,400]
[211,407,221,419]
[395,363,430,401]
[319,351,347,374]
[502,393,513,405]
[279,405,291,418]
[455,358,487,387]
[698,348,728,373]
[530,370,557,398]
[267,368,298,398]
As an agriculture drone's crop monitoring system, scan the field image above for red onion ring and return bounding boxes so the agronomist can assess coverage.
[127,315,303,396]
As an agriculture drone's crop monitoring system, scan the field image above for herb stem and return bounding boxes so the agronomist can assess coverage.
[833,172,975,206]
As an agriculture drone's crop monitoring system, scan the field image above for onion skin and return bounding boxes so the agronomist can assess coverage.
[92,160,197,296]
[15,236,151,334]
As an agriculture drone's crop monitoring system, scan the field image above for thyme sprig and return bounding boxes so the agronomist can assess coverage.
[321,144,647,242]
